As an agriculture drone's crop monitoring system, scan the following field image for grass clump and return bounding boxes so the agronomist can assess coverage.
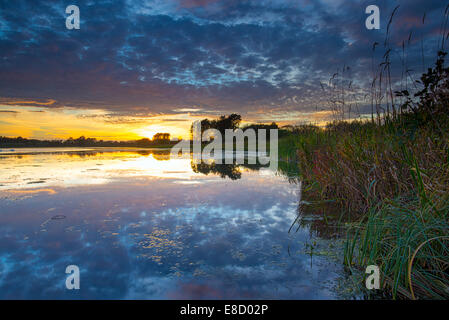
[279,50,449,299]
[344,195,449,299]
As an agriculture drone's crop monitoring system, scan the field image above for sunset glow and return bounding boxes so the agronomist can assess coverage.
[4,1,440,139]
[0,0,447,303]
[0,105,199,140]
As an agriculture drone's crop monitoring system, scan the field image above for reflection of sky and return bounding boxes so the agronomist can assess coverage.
[0,149,345,299]
[0,149,202,190]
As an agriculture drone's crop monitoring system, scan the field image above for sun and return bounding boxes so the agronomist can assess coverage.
[137,125,171,140]
[140,130,157,140]
[134,121,192,141]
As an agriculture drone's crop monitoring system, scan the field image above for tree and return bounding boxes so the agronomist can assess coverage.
[153,133,170,142]
[192,114,242,139]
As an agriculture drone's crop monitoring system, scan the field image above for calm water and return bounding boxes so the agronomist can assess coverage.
[0,148,351,299]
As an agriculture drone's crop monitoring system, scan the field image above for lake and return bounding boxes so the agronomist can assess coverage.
[0,148,355,299]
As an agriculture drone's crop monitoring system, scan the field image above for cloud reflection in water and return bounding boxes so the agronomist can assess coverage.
[0,149,345,299]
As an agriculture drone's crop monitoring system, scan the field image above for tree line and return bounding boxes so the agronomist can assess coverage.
[190,113,289,140]
[0,134,175,148]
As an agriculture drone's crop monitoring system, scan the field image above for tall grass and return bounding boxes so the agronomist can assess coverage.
[279,43,449,298]
[278,6,449,299]
[280,114,449,299]
[344,195,449,299]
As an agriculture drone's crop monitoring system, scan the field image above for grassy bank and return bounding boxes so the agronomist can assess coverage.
[279,54,449,299]
[280,117,448,299]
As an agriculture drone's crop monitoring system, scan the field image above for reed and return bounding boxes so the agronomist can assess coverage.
[280,110,449,299]
[279,8,449,296]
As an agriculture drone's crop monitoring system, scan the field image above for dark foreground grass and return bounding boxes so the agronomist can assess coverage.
[280,115,449,299]
[278,30,449,297]
[279,118,449,299]
[344,195,449,299]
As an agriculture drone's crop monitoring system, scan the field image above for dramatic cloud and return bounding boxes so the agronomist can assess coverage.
[0,0,447,124]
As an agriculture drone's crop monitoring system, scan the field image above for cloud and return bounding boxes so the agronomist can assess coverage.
[0,0,447,122]
[0,98,61,108]
[0,110,20,113]
[160,118,189,122]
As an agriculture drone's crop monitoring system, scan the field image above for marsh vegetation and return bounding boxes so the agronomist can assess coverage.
[278,7,449,299]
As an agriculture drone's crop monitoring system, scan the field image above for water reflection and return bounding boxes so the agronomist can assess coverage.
[0,148,350,299]
[191,161,269,180]
[0,148,198,191]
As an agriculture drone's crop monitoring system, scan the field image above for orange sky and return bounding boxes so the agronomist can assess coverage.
[0,105,201,140]
[0,104,339,141]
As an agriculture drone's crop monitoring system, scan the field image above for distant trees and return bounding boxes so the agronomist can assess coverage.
[215,114,242,134]
[152,133,170,142]
[1,116,289,149]
[241,122,278,131]
[0,136,63,148]
[65,136,97,146]
[191,114,242,139]
[135,138,152,147]
[190,114,290,141]
[0,135,176,148]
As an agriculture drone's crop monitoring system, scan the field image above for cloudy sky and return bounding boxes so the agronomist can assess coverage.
[0,0,447,139]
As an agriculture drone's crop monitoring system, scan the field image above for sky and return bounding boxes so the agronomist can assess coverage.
[0,0,447,140]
